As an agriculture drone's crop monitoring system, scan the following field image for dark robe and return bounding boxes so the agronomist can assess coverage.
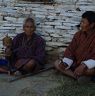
[12,32,45,69]
[64,29,95,68]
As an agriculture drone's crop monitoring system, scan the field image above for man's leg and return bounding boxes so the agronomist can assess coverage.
[77,69,95,83]
[83,68,95,76]
[54,60,76,79]
[22,59,41,74]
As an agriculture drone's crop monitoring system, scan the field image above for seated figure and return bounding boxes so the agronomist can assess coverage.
[54,11,95,82]
[2,17,46,75]
[0,35,12,74]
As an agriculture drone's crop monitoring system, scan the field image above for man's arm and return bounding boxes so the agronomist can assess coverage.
[31,38,46,65]
[62,32,80,68]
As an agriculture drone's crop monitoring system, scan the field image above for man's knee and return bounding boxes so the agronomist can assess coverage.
[84,68,95,76]
[54,59,60,69]
[23,60,36,71]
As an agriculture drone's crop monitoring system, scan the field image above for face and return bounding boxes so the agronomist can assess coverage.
[23,21,35,36]
[80,18,91,32]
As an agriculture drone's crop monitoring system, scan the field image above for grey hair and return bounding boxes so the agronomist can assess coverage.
[23,17,35,27]
[23,17,36,31]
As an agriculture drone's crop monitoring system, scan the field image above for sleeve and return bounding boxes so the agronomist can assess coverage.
[81,59,95,69]
[12,34,23,54]
[32,38,46,65]
[62,32,80,67]
[11,34,21,63]
[12,34,20,50]
[62,57,73,67]
[81,47,95,69]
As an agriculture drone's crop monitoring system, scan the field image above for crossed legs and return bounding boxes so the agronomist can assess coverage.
[15,59,41,74]
[54,59,95,80]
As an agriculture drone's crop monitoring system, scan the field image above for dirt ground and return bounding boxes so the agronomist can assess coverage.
[0,68,61,96]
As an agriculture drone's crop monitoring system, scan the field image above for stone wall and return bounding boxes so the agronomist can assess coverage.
[0,0,95,61]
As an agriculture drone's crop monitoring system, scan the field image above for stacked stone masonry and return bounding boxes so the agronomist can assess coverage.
[0,0,95,57]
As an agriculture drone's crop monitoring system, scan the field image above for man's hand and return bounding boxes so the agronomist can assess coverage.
[54,59,68,70]
[74,64,87,77]
[59,62,68,70]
